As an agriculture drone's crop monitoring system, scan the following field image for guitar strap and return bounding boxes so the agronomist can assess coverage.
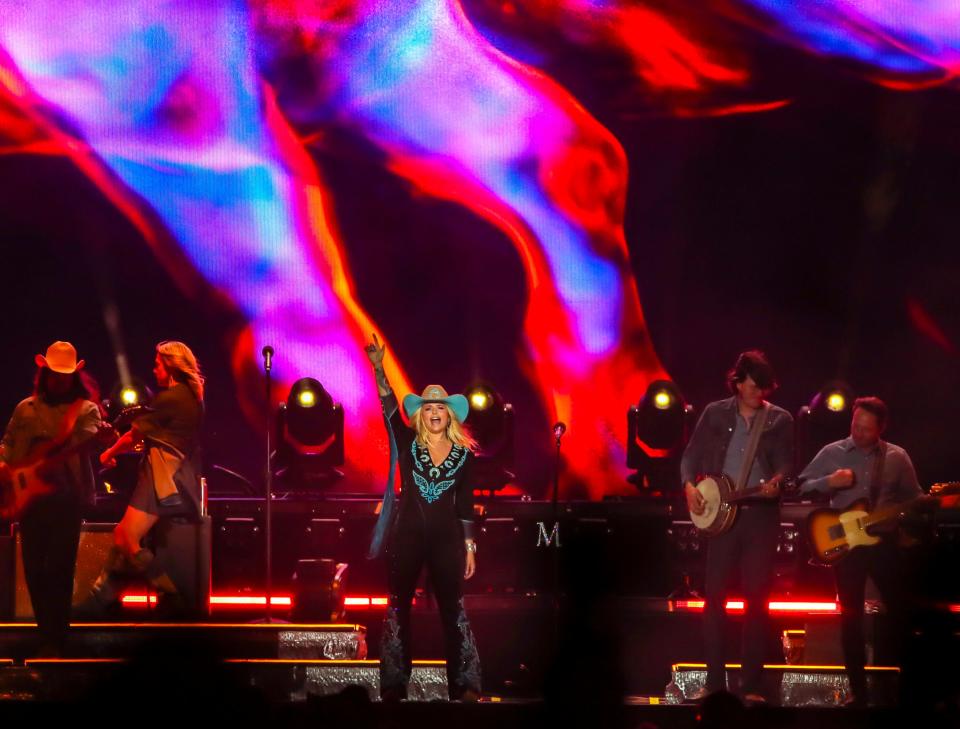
[735,402,770,491]
[54,399,85,446]
[868,440,887,509]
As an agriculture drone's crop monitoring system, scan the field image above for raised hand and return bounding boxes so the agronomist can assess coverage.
[827,468,856,490]
[365,333,386,368]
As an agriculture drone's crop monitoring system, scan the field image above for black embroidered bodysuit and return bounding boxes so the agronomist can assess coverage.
[383,392,475,540]
[376,391,482,699]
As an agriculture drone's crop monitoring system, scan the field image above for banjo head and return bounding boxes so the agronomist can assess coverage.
[691,474,736,535]
[691,476,721,530]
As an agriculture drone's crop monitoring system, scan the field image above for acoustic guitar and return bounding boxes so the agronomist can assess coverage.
[805,481,960,565]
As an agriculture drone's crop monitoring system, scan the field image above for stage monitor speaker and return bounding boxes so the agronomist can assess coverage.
[13,518,212,619]
[150,516,212,616]
[14,522,114,619]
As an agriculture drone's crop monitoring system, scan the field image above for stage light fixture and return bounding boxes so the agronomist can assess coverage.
[463,382,515,492]
[627,379,693,495]
[826,392,845,412]
[120,387,139,406]
[468,387,493,411]
[653,390,673,410]
[104,379,153,424]
[97,380,157,503]
[274,377,345,490]
[796,380,855,478]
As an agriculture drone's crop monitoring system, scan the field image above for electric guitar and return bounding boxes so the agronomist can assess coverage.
[805,481,960,565]
[0,422,117,519]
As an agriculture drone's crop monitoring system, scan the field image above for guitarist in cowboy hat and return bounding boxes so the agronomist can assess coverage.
[799,396,922,707]
[0,341,108,656]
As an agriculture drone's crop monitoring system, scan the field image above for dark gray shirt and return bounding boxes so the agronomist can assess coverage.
[1,397,101,505]
[799,437,921,510]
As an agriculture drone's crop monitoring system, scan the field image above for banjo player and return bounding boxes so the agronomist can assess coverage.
[680,350,794,704]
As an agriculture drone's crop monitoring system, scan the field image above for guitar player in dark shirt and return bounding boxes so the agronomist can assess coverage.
[0,342,106,656]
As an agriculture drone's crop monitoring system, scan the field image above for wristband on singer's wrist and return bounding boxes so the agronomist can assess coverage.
[465,541,477,554]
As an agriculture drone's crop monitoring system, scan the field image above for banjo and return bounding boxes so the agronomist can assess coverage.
[689,474,797,537]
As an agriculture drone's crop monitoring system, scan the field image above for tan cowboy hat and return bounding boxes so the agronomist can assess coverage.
[35,341,85,374]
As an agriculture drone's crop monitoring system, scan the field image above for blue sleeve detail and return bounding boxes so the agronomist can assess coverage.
[368,405,400,560]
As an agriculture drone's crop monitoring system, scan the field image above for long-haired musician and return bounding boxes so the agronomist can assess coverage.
[680,350,793,704]
[82,340,204,615]
[0,342,105,656]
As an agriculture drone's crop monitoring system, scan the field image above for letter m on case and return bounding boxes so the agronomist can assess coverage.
[536,521,560,548]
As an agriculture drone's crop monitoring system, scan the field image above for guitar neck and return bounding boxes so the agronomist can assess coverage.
[727,478,797,503]
[727,486,766,503]
[40,431,105,469]
[858,483,960,528]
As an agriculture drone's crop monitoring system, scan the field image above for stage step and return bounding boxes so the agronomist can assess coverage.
[665,662,900,707]
[0,622,367,661]
[0,658,448,702]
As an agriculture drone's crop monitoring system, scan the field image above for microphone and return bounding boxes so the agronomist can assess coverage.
[553,421,567,441]
[262,345,274,372]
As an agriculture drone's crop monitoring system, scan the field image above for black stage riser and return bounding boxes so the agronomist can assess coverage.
[205,498,830,596]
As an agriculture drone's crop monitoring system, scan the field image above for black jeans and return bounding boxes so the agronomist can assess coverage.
[20,496,82,650]
[380,523,481,699]
[833,540,908,699]
[704,505,779,695]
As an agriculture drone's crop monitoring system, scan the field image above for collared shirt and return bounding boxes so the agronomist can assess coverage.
[799,437,921,510]
[1,396,102,505]
[720,410,772,489]
[681,396,793,488]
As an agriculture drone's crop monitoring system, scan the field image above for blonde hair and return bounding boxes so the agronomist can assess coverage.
[411,406,478,451]
[157,340,204,402]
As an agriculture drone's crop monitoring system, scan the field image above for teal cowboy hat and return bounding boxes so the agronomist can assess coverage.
[402,384,469,423]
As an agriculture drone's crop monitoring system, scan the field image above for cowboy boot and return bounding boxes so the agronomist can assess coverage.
[136,549,189,617]
[74,546,129,618]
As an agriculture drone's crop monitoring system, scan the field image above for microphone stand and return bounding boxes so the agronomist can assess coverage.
[257,346,281,623]
[551,429,562,522]
[548,424,565,651]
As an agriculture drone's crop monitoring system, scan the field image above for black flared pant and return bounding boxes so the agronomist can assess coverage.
[380,522,481,699]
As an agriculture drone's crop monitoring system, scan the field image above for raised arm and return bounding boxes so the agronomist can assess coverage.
[365,334,408,440]
[365,333,392,397]
[99,428,142,468]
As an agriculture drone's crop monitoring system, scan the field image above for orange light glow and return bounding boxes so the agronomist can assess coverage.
[673,662,899,672]
[344,595,389,608]
[120,593,293,608]
[671,599,838,614]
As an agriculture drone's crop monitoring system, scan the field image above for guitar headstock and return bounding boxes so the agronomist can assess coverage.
[930,481,960,497]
